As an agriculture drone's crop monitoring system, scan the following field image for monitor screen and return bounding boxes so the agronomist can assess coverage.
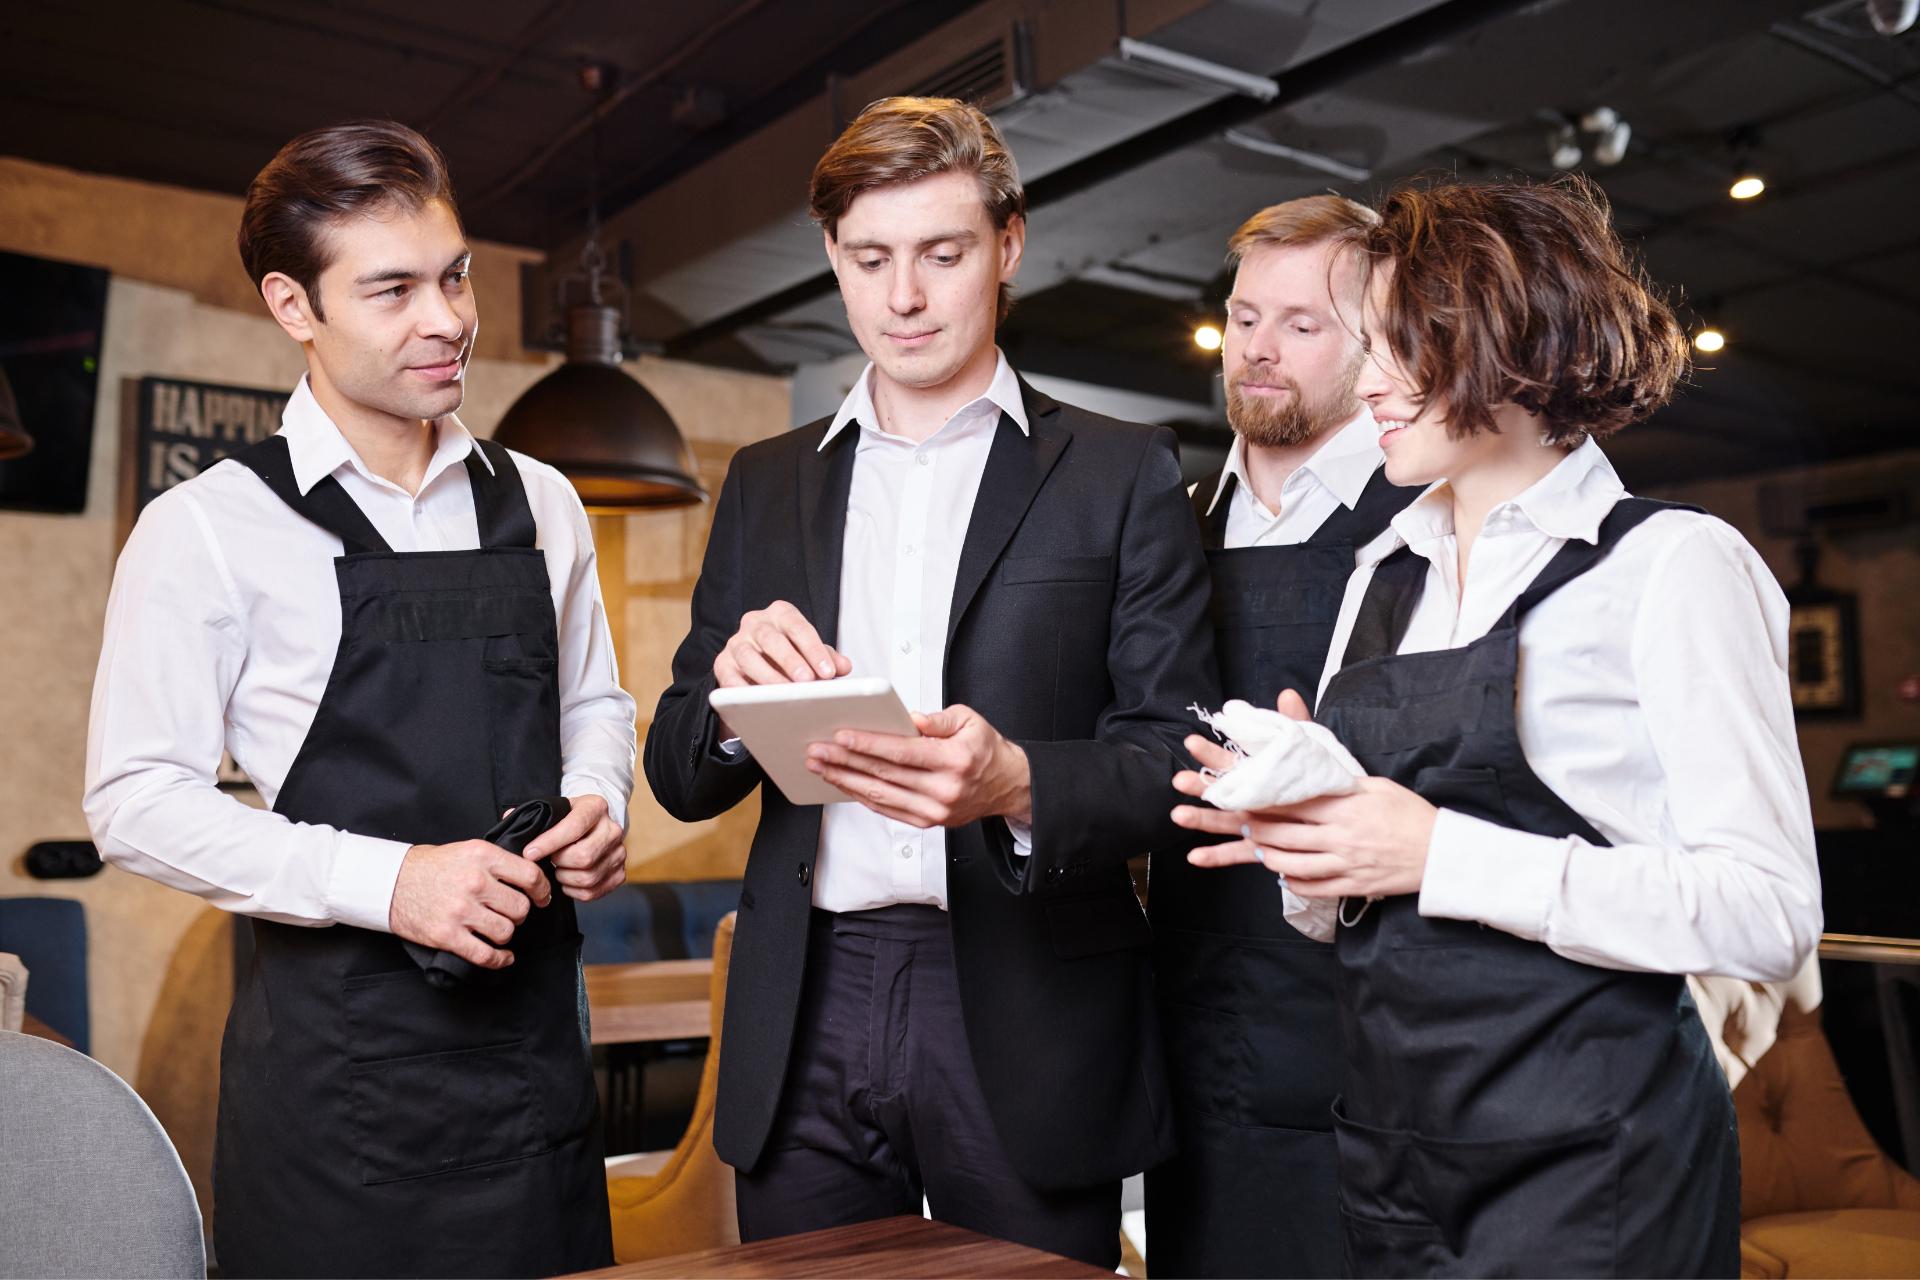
[0,249,110,514]
[1834,743,1919,800]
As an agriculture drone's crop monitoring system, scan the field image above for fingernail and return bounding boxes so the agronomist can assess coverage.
[1240,824,1252,838]
[818,662,835,677]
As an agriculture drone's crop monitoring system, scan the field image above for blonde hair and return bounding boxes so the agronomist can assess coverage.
[1225,194,1379,267]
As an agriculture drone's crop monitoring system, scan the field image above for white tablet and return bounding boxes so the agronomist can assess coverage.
[708,677,919,806]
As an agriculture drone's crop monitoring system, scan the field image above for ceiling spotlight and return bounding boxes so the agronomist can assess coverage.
[1868,0,1919,36]
[1548,121,1582,170]
[1590,115,1632,166]
[1194,324,1223,352]
[1729,174,1766,200]
[1693,327,1727,353]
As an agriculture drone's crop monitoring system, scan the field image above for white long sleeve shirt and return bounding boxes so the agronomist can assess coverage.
[1204,410,1383,548]
[809,351,1030,913]
[1316,440,1821,981]
[83,376,636,932]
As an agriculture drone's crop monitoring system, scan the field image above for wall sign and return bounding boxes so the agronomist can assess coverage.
[118,374,286,543]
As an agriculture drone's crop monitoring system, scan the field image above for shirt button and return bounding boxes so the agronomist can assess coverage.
[900,639,913,654]
[796,863,811,887]
[899,844,914,860]
[915,453,930,467]
[904,544,916,557]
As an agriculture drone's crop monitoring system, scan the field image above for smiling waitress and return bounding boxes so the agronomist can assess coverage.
[1174,176,1822,1277]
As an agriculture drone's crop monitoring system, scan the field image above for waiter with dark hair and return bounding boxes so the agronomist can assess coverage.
[84,121,633,1278]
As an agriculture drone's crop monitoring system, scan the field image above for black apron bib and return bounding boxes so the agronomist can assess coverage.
[1315,497,1739,1278]
[212,435,613,1279]
[1148,466,1413,1279]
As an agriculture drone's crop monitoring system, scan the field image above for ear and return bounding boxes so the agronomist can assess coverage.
[822,227,841,278]
[998,214,1026,284]
[260,272,318,344]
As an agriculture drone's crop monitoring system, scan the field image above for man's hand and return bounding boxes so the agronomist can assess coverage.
[524,793,628,903]
[389,839,554,970]
[804,704,1032,829]
[714,600,852,688]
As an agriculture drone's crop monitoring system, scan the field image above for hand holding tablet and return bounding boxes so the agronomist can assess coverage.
[710,677,918,806]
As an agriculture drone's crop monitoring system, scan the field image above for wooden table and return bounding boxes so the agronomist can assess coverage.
[567,1216,1112,1278]
[585,958,713,1045]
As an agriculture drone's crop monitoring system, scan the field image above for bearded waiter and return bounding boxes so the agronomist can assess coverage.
[1147,195,1412,1279]
[83,121,633,1278]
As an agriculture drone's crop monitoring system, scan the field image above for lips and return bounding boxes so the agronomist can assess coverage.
[409,358,463,381]
[886,330,939,348]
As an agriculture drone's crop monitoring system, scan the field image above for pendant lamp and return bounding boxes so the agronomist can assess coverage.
[491,80,705,510]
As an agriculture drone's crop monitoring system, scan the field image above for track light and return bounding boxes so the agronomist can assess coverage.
[1548,121,1582,170]
[1693,327,1726,354]
[1729,174,1765,200]
[1194,324,1223,352]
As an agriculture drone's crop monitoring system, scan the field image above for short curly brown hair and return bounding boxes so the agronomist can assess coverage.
[1340,174,1687,444]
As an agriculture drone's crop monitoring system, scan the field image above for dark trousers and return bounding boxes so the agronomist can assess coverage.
[734,906,1120,1269]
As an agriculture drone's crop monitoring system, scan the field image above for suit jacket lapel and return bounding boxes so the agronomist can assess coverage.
[946,380,1070,649]
[796,424,857,647]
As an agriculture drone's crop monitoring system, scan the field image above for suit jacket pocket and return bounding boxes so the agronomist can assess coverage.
[1047,892,1152,959]
[1001,554,1113,585]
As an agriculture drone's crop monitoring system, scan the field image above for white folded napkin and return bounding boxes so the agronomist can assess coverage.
[1191,700,1365,942]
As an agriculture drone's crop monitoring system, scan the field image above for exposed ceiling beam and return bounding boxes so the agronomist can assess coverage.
[661,0,1539,358]
[419,0,583,134]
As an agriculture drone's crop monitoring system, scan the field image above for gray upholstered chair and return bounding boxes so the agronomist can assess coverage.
[0,1031,204,1279]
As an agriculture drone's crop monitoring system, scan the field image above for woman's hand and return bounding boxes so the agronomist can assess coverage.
[1171,733,1439,900]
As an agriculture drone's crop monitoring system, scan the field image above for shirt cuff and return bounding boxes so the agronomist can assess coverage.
[326,832,411,932]
[1005,817,1033,857]
[1416,807,1571,942]
[561,773,631,833]
[718,737,745,758]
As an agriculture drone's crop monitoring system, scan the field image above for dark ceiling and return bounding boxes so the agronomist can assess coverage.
[3,0,1917,489]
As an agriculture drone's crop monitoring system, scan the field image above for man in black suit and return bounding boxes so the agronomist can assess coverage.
[642,97,1216,1269]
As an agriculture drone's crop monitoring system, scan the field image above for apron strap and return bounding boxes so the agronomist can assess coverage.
[1305,464,1416,549]
[234,434,392,556]
[1189,467,1231,551]
[1502,496,1703,627]
[465,438,539,550]
[1339,544,1429,667]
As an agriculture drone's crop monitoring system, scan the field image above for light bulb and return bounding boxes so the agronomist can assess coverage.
[1729,175,1765,200]
[1694,328,1726,353]
[1194,324,1223,352]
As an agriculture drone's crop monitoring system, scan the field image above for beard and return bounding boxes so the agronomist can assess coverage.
[1225,354,1361,448]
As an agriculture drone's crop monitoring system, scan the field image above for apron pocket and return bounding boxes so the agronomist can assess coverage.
[481,634,561,807]
[347,1039,544,1185]
[1334,1098,1622,1277]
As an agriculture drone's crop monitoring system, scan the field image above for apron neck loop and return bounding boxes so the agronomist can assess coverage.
[465,438,539,550]
[235,434,391,556]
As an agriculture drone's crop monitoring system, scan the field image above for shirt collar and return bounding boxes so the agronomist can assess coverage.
[279,374,487,495]
[820,348,1029,450]
[1385,436,1626,552]
[1206,408,1381,516]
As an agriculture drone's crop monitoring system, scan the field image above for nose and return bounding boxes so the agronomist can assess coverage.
[1354,350,1390,404]
[1240,318,1280,369]
[887,261,925,316]
[417,283,465,343]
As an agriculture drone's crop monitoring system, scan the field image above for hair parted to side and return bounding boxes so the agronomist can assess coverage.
[1225,193,1379,267]
[238,119,458,322]
[1340,173,1687,444]
[809,96,1026,323]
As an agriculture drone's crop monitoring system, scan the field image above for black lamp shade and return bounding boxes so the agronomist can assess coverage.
[492,361,706,510]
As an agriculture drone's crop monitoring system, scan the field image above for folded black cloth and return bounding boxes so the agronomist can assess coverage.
[403,796,571,989]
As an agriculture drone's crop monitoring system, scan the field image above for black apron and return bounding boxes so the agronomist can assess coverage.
[1148,466,1413,1279]
[212,435,613,1279]
[1315,497,1740,1278]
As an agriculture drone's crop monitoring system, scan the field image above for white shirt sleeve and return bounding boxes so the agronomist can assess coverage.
[83,490,410,930]
[1418,519,1822,982]
[552,488,638,830]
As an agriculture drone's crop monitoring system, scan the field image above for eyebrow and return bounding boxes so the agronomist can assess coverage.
[354,249,472,288]
[839,230,980,253]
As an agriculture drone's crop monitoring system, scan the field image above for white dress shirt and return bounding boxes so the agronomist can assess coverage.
[83,376,637,932]
[809,351,1029,913]
[1204,410,1383,549]
[1315,440,1822,982]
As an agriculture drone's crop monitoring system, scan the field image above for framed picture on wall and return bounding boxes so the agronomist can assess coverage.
[1786,590,1861,719]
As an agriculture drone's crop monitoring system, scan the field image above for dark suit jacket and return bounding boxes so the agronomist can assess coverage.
[642,380,1220,1190]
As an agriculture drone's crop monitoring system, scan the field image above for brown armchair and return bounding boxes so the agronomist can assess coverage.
[1735,1001,1920,1278]
[606,911,739,1262]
